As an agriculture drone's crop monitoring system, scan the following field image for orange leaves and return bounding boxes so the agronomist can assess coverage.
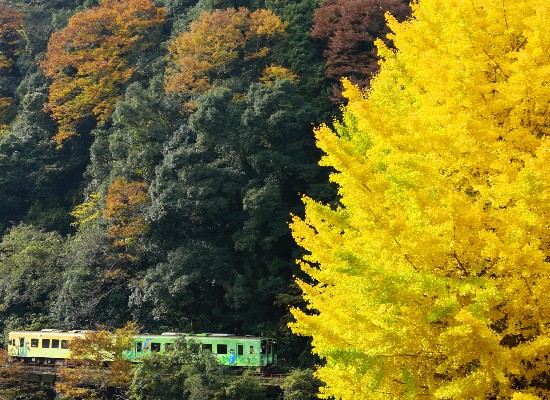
[42,0,165,146]
[103,177,148,247]
[248,9,286,37]
[245,9,286,60]
[55,322,138,398]
[165,8,286,95]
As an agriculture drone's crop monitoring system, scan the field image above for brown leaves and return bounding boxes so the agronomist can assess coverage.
[42,0,165,146]
[165,7,286,95]
[0,349,24,384]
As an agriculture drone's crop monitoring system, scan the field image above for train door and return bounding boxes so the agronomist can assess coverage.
[266,340,273,365]
[19,337,26,357]
[237,343,244,359]
[271,340,277,366]
[260,340,267,366]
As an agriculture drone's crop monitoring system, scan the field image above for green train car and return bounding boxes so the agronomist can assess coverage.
[7,330,277,369]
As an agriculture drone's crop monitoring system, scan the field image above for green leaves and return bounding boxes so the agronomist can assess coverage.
[0,224,65,332]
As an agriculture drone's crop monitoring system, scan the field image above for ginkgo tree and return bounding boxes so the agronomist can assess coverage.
[42,0,165,145]
[290,0,550,399]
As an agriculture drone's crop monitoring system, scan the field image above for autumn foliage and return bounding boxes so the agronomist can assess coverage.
[0,3,24,70]
[42,0,165,145]
[292,0,550,398]
[312,0,409,98]
[0,349,22,384]
[103,177,148,247]
[56,323,137,399]
[165,7,286,94]
[1,349,48,398]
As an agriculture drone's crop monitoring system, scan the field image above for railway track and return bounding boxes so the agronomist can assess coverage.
[3,362,288,383]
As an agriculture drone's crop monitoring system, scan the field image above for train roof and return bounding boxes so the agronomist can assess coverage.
[140,333,275,340]
[8,330,91,337]
[9,330,275,340]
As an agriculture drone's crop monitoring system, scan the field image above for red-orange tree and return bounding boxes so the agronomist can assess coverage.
[165,7,286,94]
[42,0,165,145]
[312,0,409,98]
[103,177,148,247]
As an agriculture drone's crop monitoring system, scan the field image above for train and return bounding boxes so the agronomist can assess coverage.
[7,329,277,369]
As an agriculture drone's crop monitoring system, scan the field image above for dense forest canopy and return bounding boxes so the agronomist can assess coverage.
[0,0,409,377]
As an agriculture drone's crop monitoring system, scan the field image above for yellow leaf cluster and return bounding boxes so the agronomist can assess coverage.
[260,65,298,86]
[70,192,101,228]
[290,0,550,398]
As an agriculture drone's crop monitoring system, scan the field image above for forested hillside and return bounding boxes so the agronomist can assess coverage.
[0,0,409,371]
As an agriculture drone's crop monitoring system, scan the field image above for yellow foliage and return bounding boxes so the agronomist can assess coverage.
[260,65,298,86]
[290,0,550,398]
[512,393,542,400]
[70,192,101,228]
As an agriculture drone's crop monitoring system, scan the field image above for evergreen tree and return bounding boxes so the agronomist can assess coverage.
[0,224,65,335]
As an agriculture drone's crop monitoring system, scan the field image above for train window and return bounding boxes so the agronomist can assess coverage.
[217,344,227,354]
[52,339,60,348]
[61,340,69,349]
[42,339,51,348]
[237,345,243,356]
[20,338,25,348]
[136,342,142,352]
[249,346,254,354]
[31,339,39,347]
[267,343,272,355]
[261,340,266,354]
[202,344,212,352]
[151,343,161,352]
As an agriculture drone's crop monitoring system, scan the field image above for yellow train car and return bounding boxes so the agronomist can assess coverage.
[8,329,92,365]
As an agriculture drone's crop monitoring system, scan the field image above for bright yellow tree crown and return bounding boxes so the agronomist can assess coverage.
[290,0,550,398]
